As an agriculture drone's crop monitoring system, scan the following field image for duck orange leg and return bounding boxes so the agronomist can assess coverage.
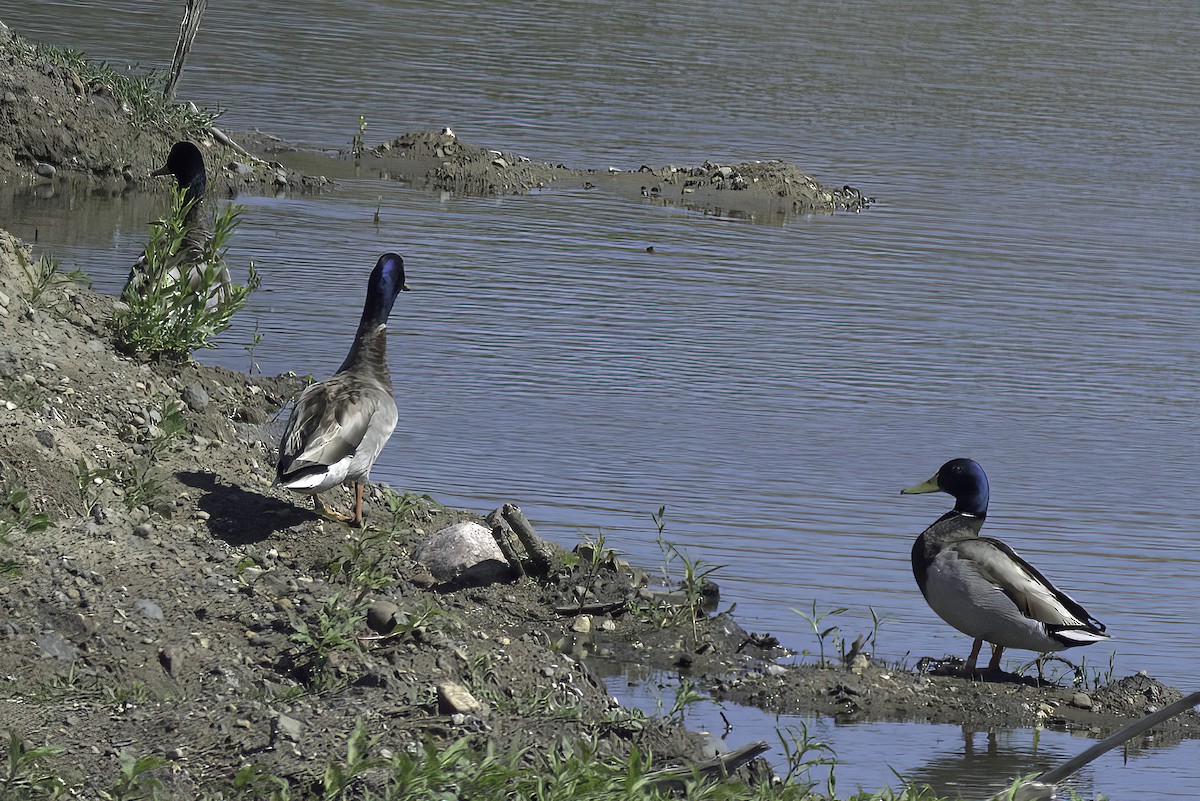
[987,645,1006,672]
[964,638,984,673]
[350,481,365,528]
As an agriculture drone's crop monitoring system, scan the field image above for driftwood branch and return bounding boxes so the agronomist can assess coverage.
[644,740,770,791]
[500,503,555,576]
[485,508,526,579]
[164,0,207,101]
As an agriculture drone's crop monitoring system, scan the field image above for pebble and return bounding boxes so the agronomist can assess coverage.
[274,713,302,741]
[437,682,488,717]
[133,599,164,620]
[181,382,209,412]
[34,162,56,179]
[1071,692,1093,710]
[366,600,400,634]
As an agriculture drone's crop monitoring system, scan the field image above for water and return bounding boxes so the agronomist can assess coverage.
[607,667,1200,800]
[5,1,1199,795]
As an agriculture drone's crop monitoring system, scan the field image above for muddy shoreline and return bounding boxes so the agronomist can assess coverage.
[1,15,1197,798]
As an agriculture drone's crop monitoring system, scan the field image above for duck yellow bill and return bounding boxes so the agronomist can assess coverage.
[901,474,940,494]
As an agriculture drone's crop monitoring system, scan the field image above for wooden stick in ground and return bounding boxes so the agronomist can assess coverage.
[164,0,208,100]
[485,507,526,579]
[501,503,555,577]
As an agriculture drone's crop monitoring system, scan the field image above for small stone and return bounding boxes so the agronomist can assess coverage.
[34,162,56,179]
[366,600,400,634]
[437,682,488,717]
[181,383,209,412]
[133,523,153,538]
[274,713,302,741]
[133,599,164,620]
[35,430,55,449]
[1071,692,1093,710]
[571,615,591,634]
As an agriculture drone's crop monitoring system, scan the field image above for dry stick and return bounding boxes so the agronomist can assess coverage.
[485,507,526,578]
[500,503,555,577]
[163,0,208,101]
[644,740,770,791]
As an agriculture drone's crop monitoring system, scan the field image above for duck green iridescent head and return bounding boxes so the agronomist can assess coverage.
[902,457,990,516]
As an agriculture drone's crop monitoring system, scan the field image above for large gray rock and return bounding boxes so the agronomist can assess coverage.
[414,521,513,588]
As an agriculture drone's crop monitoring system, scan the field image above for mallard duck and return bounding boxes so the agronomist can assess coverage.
[901,458,1109,673]
[122,140,231,307]
[275,253,409,527]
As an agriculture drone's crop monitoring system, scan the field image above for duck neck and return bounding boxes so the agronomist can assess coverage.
[337,323,392,386]
[180,173,206,211]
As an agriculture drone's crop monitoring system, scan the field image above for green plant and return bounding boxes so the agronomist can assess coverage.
[21,253,89,310]
[100,750,164,801]
[289,593,368,690]
[379,488,437,536]
[323,718,387,800]
[227,764,291,800]
[644,506,724,647]
[666,676,705,726]
[244,320,264,376]
[792,600,848,667]
[1,731,67,799]
[385,599,462,641]
[775,724,837,792]
[0,487,50,575]
[112,187,259,359]
[143,396,188,459]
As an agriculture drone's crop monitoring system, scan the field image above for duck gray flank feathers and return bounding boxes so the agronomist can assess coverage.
[901,458,1109,674]
[276,253,408,527]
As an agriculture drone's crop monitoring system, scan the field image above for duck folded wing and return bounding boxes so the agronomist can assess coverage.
[955,538,1102,630]
[279,380,388,475]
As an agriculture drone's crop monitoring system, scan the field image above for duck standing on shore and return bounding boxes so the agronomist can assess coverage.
[122,140,231,307]
[901,458,1109,674]
[275,253,408,527]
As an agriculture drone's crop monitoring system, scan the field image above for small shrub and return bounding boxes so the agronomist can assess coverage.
[112,187,259,359]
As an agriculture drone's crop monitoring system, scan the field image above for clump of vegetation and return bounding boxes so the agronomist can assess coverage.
[24,39,220,137]
[636,506,724,648]
[111,188,259,359]
[0,487,50,575]
[1,731,68,799]
[20,252,90,312]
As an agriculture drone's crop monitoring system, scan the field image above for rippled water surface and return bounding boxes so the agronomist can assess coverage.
[5,1,1200,795]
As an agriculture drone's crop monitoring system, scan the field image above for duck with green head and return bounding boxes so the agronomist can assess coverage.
[276,253,409,527]
[901,458,1109,674]
[123,140,231,307]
